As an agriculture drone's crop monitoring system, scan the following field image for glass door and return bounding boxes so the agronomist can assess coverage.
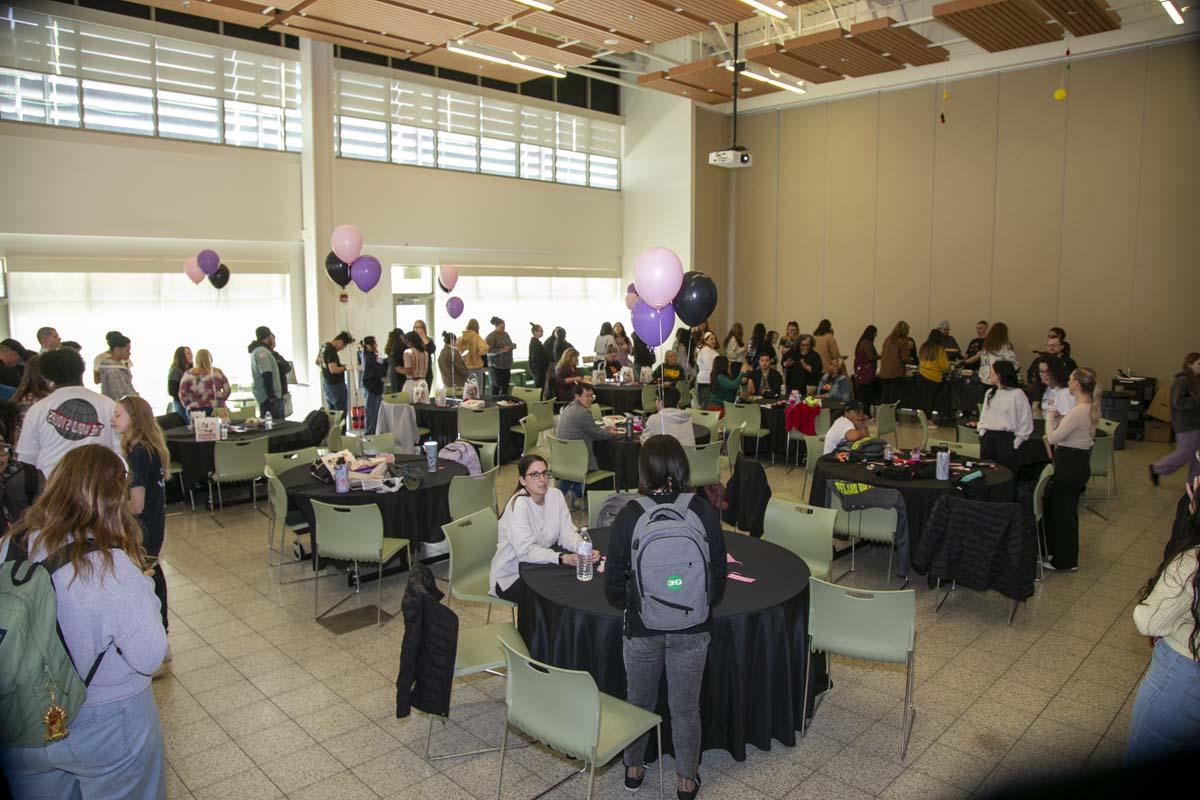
[394,297,434,338]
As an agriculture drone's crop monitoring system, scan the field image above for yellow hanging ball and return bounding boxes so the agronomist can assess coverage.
[942,89,950,100]
[1054,87,1067,101]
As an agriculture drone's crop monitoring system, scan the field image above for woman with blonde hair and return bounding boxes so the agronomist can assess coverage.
[554,347,584,403]
[177,348,230,414]
[112,395,170,635]
[0,445,167,799]
[878,321,913,405]
[1043,367,1102,571]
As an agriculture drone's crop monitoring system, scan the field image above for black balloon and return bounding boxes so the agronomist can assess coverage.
[673,271,718,326]
[208,263,230,290]
[325,251,352,288]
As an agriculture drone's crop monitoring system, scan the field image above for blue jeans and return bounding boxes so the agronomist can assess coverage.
[171,399,189,422]
[1126,639,1200,765]
[1,687,165,800]
[365,392,382,435]
[324,382,348,429]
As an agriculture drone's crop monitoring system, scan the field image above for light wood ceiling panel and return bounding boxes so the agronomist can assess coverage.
[555,0,711,45]
[777,28,903,78]
[240,0,308,10]
[411,46,547,82]
[276,24,422,58]
[636,70,728,103]
[518,10,644,52]
[1033,0,1120,36]
[746,43,843,84]
[303,0,477,46]
[669,0,756,25]
[416,0,529,27]
[932,0,1064,53]
[849,17,949,66]
[667,57,779,97]
[135,0,273,27]
[277,16,427,52]
[469,29,597,67]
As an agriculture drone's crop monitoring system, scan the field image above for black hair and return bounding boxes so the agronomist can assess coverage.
[712,354,730,379]
[39,347,86,387]
[659,386,681,408]
[1039,355,1070,389]
[171,346,192,373]
[599,322,613,337]
[638,434,691,494]
[442,331,456,345]
[986,361,1021,406]
[490,316,504,326]
[858,325,878,344]
[405,331,423,349]
[108,333,131,349]
[1138,493,1200,660]
[499,454,550,519]
[61,341,81,351]
[105,331,123,348]
[530,322,542,334]
[918,329,944,362]
[334,331,353,344]
[750,323,767,352]
[361,335,377,348]
[573,382,593,398]
[813,319,833,337]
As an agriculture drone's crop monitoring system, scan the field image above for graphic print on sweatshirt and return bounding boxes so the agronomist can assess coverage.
[47,398,106,441]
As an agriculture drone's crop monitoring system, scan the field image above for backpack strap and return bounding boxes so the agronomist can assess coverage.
[676,492,695,509]
[40,540,99,575]
[635,496,656,514]
[82,649,107,687]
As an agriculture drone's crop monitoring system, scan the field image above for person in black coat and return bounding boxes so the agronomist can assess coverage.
[360,336,388,434]
[528,323,550,394]
[783,336,823,396]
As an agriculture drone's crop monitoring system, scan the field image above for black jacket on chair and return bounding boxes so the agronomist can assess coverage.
[396,563,458,719]
[913,494,1035,602]
[722,457,772,537]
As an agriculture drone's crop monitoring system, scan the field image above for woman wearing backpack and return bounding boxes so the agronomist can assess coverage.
[0,445,167,799]
[605,435,728,800]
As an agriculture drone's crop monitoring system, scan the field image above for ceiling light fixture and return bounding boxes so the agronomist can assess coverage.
[513,0,556,11]
[447,44,566,77]
[725,61,805,94]
[740,0,788,19]
[1160,0,1185,23]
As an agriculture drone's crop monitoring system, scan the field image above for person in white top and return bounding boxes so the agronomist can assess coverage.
[823,402,869,455]
[16,348,122,478]
[1126,476,1200,765]
[1037,357,1075,420]
[593,322,616,362]
[1042,367,1100,572]
[977,360,1033,477]
[976,322,1019,384]
[489,455,599,603]
[723,323,747,371]
[642,387,695,447]
[694,331,720,410]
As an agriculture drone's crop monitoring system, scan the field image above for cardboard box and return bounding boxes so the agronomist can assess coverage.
[1147,387,1172,422]
[1144,419,1174,443]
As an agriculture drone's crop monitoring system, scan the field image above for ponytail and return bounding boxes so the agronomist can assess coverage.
[1072,367,1102,428]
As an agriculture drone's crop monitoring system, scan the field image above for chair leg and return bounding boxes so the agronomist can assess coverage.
[901,650,916,760]
[486,604,492,624]
[217,482,225,524]
[495,720,509,800]
[886,542,895,585]
[377,557,384,626]
[425,714,435,760]
[657,725,664,800]
[585,760,595,800]
[801,636,813,736]
[313,559,319,619]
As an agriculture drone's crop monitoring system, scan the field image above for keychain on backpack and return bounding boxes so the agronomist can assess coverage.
[42,678,69,742]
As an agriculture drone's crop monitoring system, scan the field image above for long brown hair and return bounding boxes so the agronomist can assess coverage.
[1138,477,1200,660]
[918,330,945,362]
[118,395,170,470]
[983,322,1010,354]
[2,445,143,582]
[12,354,53,405]
[887,321,909,343]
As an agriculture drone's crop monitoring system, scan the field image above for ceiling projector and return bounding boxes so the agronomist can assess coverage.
[709,147,752,169]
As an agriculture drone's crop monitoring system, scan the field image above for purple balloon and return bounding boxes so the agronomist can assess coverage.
[350,255,382,292]
[447,296,464,319]
[631,299,675,348]
[197,249,220,276]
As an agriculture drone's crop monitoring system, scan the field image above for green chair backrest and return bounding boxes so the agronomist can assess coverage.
[512,386,541,404]
[689,408,721,440]
[214,437,269,481]
[355,433,396,455]
[683,442,721,487]
[442,508,500,601]
[676,379,692,408]
[383,392,412,404]
[1095,418,1119,438]
[586,489,635,528]
[723,402,762,435]
[458,405,500,442]
[829,493,898,542]
[763,499,836,579]
[264,467,288,522]
[951,441,980,459]
[804,434,824,477]
[589,402,602,421]
[229,405,257,421]
[641,384,660,413]
[547,435,588,484]
[1090,434,1113,477]
[815,407,832,437]
[265,447,318,477]
[1033,464,1054,524]
[808,577,915,665]
[530,399,556,431]
[311,500,384,561]
[448,468,498,520]
[725,422,746,467]
[957,424,980,445]
[516,416,541,450]
[914,410,930,450]
[499,639,600,764]
[876,401,899,437]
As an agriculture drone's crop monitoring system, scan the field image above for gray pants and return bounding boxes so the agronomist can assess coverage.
[622,632,710,780]
[831,485,912,578]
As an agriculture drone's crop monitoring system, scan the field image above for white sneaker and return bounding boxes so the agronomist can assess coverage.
[1041,559,1057,571]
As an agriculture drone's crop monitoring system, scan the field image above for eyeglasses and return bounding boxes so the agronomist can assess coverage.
[524,469,550,480]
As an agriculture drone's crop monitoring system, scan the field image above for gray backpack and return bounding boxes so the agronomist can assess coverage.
[631,495,710,631]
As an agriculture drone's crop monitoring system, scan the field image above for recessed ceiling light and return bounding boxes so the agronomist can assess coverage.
[604,38,619,45]
[514,0,556,11]
[260,6,274,14]
[741,87,752,92]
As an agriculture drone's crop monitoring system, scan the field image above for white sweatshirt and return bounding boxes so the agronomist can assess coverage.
[489,488,584,593]
[1133,547,1200,661]
[978,387,1034,448]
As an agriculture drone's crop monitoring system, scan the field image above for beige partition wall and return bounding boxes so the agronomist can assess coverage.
[693,109,732,333]
[709,40,1200,387]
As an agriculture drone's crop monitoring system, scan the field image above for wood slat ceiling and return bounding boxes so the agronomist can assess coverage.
[636,70,728,103]
[468,28,597,68]
[415,0,530,27]
[1033,0,1120,36]
[518,10,646,52]
[554,0,712,45]
[277,16,427,53]
[667,0,756,25]
[301,0,478,46]
[136,0,272,28]
[667,56,780,97]
[775,28,903,78]
[849,17,949,67]
[412,46,547,82]
[744,43,842,83]
[932,0,1064,53]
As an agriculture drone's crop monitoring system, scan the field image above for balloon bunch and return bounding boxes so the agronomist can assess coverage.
[440,266,463,318]
[184,249,230,289]
[324,225,381,293]
[629,247,718,347]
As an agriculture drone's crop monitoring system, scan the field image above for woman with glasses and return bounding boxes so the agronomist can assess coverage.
[488,454,600,605]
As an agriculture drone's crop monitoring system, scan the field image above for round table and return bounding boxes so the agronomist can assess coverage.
[594,425,711,489]
[413,399,527,465]
[518,528,827,761]
[591,383,646,416]
[807,454,1015,568]
[165,421,314,487]
[279,455,468,547]
[732,399,845,458]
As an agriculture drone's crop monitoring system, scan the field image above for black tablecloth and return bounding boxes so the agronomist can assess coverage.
[591,384,646,416]
[279,455,468,546]
[414,399,526,464]
[808,455,1015,568]
[891,376,988,417]
[594,425,711,489]
[518,529,827,761]
[165,421,314,487]
[730,399,845,458]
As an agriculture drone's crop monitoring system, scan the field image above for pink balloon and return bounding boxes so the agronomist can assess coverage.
[184,256,205,284]
[446,296,464,319]
[624,292,638,311]
[439,265,459,293]
[633,247,684,309]
[330,225,363,264]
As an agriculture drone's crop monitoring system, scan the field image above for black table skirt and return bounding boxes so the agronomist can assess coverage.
[414,399,527,465]
[594,426,711,489]
[165,421,315,487]
[591,384,646,416]
[728,400,845,458]
[518,529,828,761]
[888,376,988,417]
[279,455,468,546]
[807,455,1015,569]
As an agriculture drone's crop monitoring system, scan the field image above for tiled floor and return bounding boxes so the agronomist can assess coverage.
[155,420,1183,799]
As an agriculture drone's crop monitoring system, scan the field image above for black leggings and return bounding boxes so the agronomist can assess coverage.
[981,430,1020,499]
[495,579,526,605]
[490,367,511,397]
[1045,446,1090,570]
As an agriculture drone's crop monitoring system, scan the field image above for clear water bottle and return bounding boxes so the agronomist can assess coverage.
[334,458,350,494]
[576,528,593,582]
[264,411,273,430]
[219,419,228,440]
[884,444,894,463]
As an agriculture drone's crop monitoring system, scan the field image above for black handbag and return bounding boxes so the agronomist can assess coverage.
[309,458,332,484]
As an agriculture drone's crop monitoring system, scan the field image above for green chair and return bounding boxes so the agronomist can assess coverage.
[1085,428,1117,517]
[803,578,917,759]
[586,489,636,528]
[688,408,720,442]
[547,435,616,513]
[676,378,692,409]
[263,466,312,585]
[354,433,396,456]
[723,402,771,463]
[514,415,551,461]
[639,383,661,416]
[814,407,832,438]
[441,509,515,624]
[323,410,345,451]
[496,639,664,800]
[1095,417,1119,438]
[458,405,500,448]
[763,499,836,581]
[914,410,931,451]
[208,437,269,523]
[265,447,318,477]
[529,398,556,432]
[800,434,825,499]
[166,460,191,511]
[829,492,900,584]
[228,404,257,422]
[683,442,721,488]
[1032,464,1054,581]
[875,401,899,445]
[956,424,980,445]
[311,501,410,626]
[511,386,541,404]
[720,422,746,478]
[589,401,603,422]
[448,467,498,520]
[383,391,412,404]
